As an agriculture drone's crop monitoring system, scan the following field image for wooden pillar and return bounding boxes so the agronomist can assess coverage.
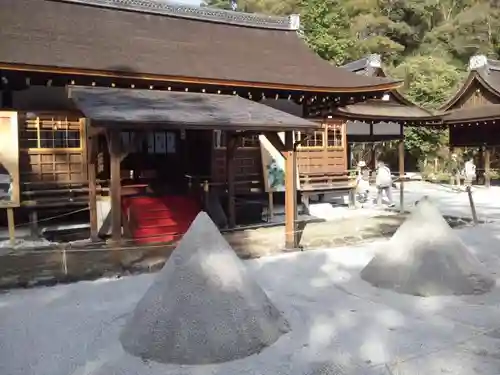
[6,208,15,247]
[398,139,405,213]
[87,129,99,242]
[484,146,491,188]
[29,210,38,239]
[108,130,122,243]
[477,146,484,185]
[370,144,378,170]
[284,131,298,249]
[226,132,237,228]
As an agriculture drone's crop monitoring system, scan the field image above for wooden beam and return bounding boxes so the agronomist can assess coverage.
[484,146,491,188]
[263,131,286,154]
[226,132,238,228]
[108,130,122,243]
[284,131,298,249]
[0,62,401,94]
[87,120,98,242]
[399,140,405,214]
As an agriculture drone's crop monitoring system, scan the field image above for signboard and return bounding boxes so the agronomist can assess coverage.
[0,112,20,208]
[372,121,402,136]
[259,133,300,193]
[346,120,371,135]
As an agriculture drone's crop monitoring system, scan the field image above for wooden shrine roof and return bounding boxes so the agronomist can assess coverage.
[0,0,400,93]
[334,100,437,122]
[441,55,500,111]
[68,86,320,131]
[339,55,435,123]
[442,104,500,124]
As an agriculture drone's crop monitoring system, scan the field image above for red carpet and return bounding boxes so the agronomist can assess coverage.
[122,195,201,245]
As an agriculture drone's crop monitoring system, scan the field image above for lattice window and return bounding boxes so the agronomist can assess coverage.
[326,124,343,148]
[20,116,81,149]
[213,130,260,149]
[240,134,260,148]
[302,130,324,148]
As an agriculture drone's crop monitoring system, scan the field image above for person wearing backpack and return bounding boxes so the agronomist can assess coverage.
[375,160,395,207]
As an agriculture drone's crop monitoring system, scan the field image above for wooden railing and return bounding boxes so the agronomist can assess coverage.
[300,171,355,191]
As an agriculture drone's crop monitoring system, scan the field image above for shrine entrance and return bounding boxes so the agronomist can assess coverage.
[117,129,212,195]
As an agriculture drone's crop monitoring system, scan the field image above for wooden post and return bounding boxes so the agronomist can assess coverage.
[203,180,210,212]
[398,140,405,213]
[29,210,38,239]
[6,208,15,247]
[284,131,298,249]
[370,144,378,170]
[268,191,274,221]
[484,146,491,188]
[466,186,478,225]
[226,132,237,228]
[108,130,122,243]
[88,130,98,242]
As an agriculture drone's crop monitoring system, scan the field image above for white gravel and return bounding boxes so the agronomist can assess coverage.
[2,182,500,374]
[120,212,289,365]
[361,197,495,296]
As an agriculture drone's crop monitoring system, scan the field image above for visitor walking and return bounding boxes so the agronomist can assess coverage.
[463,157,476,189]
[356,161,370,204]
[448,153,461,188]
[375,160,394,207]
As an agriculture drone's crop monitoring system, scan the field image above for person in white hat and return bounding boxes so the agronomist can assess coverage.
[356,161,370,204]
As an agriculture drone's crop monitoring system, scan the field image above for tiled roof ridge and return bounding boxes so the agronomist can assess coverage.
[341,54,381,72]
[468,55,500,72]
[51,0,300,30]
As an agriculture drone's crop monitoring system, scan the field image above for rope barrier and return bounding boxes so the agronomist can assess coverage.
[3,213,398,255]
[13,207,90,228]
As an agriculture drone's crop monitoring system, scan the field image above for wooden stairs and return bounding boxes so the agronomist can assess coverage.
[122,195,201,245]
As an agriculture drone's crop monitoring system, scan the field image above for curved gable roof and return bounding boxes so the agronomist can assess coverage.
[442,104,500,124]
[339,54,434,120]
[341,54,427,109]
[0,0,400,93]
[440,56,500,111]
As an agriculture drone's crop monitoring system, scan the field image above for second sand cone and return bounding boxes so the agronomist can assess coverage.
[120,211,290,365]
[360,197,495,296]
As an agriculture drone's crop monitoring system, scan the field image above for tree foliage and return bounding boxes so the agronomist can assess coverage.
[205,0,500,167]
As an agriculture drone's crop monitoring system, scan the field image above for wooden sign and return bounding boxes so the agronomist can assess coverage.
[259,132,300,193]
[0,112,20,208]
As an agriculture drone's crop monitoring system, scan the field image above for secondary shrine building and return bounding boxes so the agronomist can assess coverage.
[0,0,400,247]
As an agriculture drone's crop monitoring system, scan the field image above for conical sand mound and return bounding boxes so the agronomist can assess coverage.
[120,212,290,365]
[360,198,495,296]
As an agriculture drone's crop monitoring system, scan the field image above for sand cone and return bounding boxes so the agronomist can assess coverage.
[360,198,494,296]
[120,212,290,365]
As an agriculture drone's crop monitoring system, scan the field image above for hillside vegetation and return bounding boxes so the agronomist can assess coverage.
[207,0,500,169]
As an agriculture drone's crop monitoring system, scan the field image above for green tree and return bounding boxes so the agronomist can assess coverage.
[390,55,463,108]
[390,55,462,161]
[299,0,356,64]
